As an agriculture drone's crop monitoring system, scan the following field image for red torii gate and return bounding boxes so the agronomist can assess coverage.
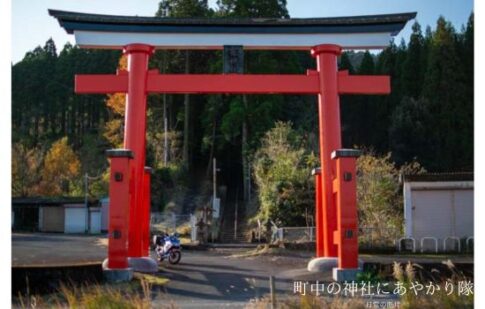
[50,9,414,282]
[77,43,388,277]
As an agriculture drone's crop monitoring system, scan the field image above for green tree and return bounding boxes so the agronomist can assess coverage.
[217,0,289,18]
[215,0,291,202]
[252,122,315,225]
[423,16,470,170]
[402,22,425,99]
[155,0,212,170]
[389,97,432,165]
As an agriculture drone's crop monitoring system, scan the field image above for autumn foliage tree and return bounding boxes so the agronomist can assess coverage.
[103,55,127,147]
[12,143,44,197]
[356,150,425,239]
[38,137,81,196]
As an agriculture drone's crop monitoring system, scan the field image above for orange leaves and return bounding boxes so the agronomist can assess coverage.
[105,55,127,116]
[103,118,125,148]
[39,137,81,196]
[106,92,126,116]
[103,55,127,147]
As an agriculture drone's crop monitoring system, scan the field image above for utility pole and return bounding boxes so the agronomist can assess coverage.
[212,158,221,219]
[247,162,251,202]
[234,189,238,241]
[213,157,217,201]
[162,50,169,166]
[84,172,89,234]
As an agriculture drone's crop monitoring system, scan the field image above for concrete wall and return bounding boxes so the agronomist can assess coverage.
[100,198,109,232]
[89,208,101,234]
[403,181,473,251]
[64,205,87,233]
[40,206,64,232]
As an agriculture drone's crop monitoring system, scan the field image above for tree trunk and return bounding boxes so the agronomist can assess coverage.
[163,93,169,165]
[183,50,190,170]
[242,94,249,202]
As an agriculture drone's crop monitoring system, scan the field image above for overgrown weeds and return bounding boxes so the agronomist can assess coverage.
[392,260,473,308]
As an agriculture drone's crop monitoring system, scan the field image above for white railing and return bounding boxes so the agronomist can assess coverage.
[397,237,416,253]
[466,236,474,252]
[443,236,461,252]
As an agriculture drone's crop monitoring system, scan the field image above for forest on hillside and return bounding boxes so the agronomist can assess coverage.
[12,1,473,224]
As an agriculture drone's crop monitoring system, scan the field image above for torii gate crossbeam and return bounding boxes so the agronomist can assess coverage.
[76,71,389,95]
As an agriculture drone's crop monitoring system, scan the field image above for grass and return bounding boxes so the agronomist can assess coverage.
[391,260,473,308]
[133,273,170,286]
[246,294,368,309]
[14,273,171,309]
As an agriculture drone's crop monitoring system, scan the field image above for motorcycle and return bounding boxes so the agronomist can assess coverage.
[152,233,182,264]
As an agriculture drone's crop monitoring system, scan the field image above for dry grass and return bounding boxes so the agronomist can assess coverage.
[246,294,367,309]
[14,275,172,309]
[392,261,473,309]
[175,223,192,237]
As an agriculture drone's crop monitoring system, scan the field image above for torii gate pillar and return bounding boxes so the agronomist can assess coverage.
[307,45,364,279]
[123,44,158,273]
[312,44,342,259]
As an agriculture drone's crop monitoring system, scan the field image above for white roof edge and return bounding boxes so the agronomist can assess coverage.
[74,30,392,50]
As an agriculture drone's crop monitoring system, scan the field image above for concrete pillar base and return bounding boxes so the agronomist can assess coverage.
[128,256,159,273]
[332,268,362,282]
[307,257,364,274]
[102,259,134,283]
[307,257,338,272]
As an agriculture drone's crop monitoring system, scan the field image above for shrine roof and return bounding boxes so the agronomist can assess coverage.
[48,9,416,50]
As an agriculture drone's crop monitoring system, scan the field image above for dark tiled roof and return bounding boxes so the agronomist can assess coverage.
[402,172,474,182]
[48,9,416,26]
[48,9,416,35]
[12,197,99,206]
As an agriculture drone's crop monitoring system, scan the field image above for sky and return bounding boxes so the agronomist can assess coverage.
[11,0,474,64]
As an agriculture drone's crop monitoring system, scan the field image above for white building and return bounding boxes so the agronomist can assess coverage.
[402,173,473,252]
[12,197,104,234]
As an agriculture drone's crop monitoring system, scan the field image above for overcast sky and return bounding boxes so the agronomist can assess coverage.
[11,0,473,64]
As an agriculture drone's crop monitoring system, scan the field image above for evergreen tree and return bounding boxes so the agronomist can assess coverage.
[402,22,425,99]
[215,0,291,201]
[217,0,289,18]
[389,97,432,165]
[423,16,470,170]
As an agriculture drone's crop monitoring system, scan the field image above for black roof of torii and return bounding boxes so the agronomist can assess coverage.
[49,9,416,35]
[48,9,416,50]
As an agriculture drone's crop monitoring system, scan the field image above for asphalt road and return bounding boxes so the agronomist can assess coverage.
[12,233,321,307]
[153,248,314,308]
[12,233,107,266]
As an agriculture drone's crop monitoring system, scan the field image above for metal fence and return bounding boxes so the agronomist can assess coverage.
[276,226,402,250]
[276,227,315,243]
[276,226,473,253]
